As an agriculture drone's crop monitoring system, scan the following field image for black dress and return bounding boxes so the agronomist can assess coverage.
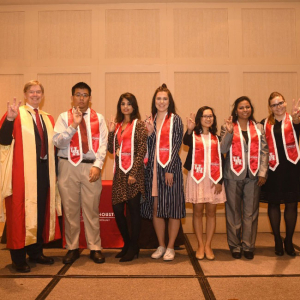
[260,118,300,204]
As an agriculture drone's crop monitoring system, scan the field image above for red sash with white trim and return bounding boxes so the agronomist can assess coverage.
[191,133,222,184]
[264,119,279,171]
[113,119,137,174]
[68,108,100,166]
[230,121,260,176]
[265,113,300,170]
[156,113,174,168]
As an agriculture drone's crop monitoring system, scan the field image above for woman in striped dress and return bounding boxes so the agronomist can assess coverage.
[141,83,185,261]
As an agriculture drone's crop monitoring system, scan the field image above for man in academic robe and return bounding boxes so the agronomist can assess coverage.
[53,82,107,264]
[0,80,61,273]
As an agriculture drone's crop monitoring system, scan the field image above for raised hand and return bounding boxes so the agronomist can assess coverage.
[291,99,300,124]
[145,114,154,136]
[186,112,196,134]
[107,115,116,132]
[7,98,21,121]
[225,116,233,133]
[71,106,83,129]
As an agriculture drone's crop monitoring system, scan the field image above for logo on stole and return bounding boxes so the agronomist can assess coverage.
[233,156,242,165]
[194,164,203,174]
[71,147,80,156]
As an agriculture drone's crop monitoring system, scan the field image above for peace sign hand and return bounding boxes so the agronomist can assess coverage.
[107,115,116,132]
[145,114,154,136]
[186,112,196,134]
[7,97,21,121]
[225,116,233,133]
[291,99,300,124]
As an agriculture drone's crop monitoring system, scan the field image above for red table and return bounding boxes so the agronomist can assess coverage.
[63,180,123,249]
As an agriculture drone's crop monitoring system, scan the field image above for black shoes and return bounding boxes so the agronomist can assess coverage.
[119,245,139,262]
[284,239,296,257]
[274,237,284,256]
[232,252,242,259]
[12,261,31,273]
[115,245,129,258]
[63,249,80,264]
[90,250,105,264]
[29,254,54,265]
[244,251,254,260]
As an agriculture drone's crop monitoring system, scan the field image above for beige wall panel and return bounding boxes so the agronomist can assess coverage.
[0,12,24,60]
[243,72,298,122]
[104,72,160,179]
[174,8,229,58]
[242,8,296,58]
[37,73,91,119]
[174,72,230,130]
[105,9,160,58]
[38,10,92,60]
[0,75,24,115]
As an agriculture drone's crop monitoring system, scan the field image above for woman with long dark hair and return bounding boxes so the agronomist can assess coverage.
[184,106,226,260]
[107,92,147,262]
[221,96,268,259]
[141,84,185,261]
[260,92,300,256]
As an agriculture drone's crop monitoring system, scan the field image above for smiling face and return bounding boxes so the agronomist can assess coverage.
[236,100,252,121]
[200,109,214,130]
[269,95,286,118]
[71,88,91,112]
[120,98,133,117]
[24,85,44,109]
[155,91,169,114]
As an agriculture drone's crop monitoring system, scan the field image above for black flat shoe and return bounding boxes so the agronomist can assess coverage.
[90,250,105,264]
[244,251,254,260]
[232,252,242,259]
[284,239,296,257]
[29,254,54,265]
[12,262,31,273]
[63,249,80,264]
[274,237,284,256]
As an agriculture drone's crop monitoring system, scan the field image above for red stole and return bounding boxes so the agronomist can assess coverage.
[113,119,137,174]
[156,113,174,168]
[67,108,100,166]
[191,132,222,184]
[230,120,260,176]
[264,113,300,170]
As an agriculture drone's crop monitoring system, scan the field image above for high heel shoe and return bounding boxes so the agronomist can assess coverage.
[119,245,139,262]
[284,239,296,257]
[274,236,284,256]
[115,244,130,258]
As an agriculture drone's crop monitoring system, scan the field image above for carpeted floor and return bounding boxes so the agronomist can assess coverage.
[1,233,300,300]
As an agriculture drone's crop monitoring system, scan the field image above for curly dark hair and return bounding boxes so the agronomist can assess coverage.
[231,96,256,123]
[151,83,176,117]
[194,106,217,135]
[115,92,141,123]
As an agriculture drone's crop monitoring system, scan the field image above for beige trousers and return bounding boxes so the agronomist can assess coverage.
[58,159,102,250]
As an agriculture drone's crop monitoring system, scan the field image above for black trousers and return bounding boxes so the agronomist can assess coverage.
[10,159,49,264]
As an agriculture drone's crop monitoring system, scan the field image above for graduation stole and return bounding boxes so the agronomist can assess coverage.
[230,120,260,176]
[191,132,222,184]
[156,113,174,168]
[264,113,300,171]
[67,108,100,166]
[113,119,137,174]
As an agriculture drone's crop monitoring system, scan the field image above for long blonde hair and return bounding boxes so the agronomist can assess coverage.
[267,91,285,125]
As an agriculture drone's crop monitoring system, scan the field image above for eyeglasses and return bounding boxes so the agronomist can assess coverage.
[74,93,90,98]
[202,115,213,119]
[28,90,42,95]
[270,101,285,108]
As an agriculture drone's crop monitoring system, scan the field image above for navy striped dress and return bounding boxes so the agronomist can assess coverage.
[141,114,186,219]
